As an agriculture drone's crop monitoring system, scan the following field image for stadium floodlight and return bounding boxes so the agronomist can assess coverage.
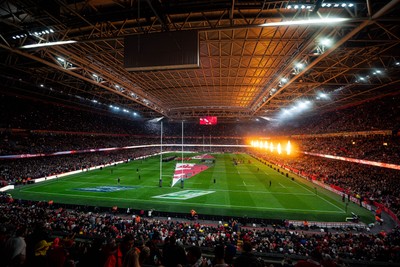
[148,117,164,123]
[259,18,348,27]
[20,40,77,49]
[372,70,382,75]
[318,92,329,99]
[295,63,304,69]
[293,62,306,74]
[260,116,277,121]
[298,101,307,109]
[319,38,332,47]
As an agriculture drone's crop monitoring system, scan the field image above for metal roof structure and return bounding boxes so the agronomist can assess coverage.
[1,0,399,122]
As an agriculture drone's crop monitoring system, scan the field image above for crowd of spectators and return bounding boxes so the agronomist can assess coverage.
[1,200,400,267]
[1,91,400,266]
[255,153,400,222]
[0,94,261,137]
[3,93,398,138]
[0,133,245,156]
[271,94,400,135]
[0,148,157,184]
[297,135,400,165]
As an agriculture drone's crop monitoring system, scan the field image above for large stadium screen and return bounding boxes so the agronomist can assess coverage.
[199,116,217,125]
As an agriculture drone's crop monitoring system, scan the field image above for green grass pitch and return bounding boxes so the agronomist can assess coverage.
[8,153,374,223]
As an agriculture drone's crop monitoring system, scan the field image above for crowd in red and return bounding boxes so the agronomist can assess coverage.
[1,199,400,267]
[1,93,399,266]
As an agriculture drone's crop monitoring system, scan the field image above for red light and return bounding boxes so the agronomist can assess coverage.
[200,116,218,125]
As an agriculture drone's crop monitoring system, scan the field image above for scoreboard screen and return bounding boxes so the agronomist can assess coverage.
[199,116,217,125]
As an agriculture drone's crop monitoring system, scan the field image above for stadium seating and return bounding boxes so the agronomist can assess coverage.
[1,93,400,266]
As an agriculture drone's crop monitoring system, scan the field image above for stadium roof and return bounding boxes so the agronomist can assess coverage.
[0,0,399,122]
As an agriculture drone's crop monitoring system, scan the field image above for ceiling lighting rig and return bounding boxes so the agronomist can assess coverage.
[286,3,315,11]
[11,28,54,40]
[321,2,355,8]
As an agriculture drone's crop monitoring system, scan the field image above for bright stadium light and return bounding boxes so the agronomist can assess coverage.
[286,141,291,155]
[319,38,332,47]
[277,143,282,154]
[20,40,77,49]
[318,92,329,99]
[259,17,348,27]
[297,101,307,110]
[258,141,263,149]
[264,141,269,149]
[372,70,383,75]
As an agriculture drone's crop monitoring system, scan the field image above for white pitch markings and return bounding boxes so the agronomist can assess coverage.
[243,181,246,186]
[290,179,345,212]
[279,182,286,188]
[19,191,342,213]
